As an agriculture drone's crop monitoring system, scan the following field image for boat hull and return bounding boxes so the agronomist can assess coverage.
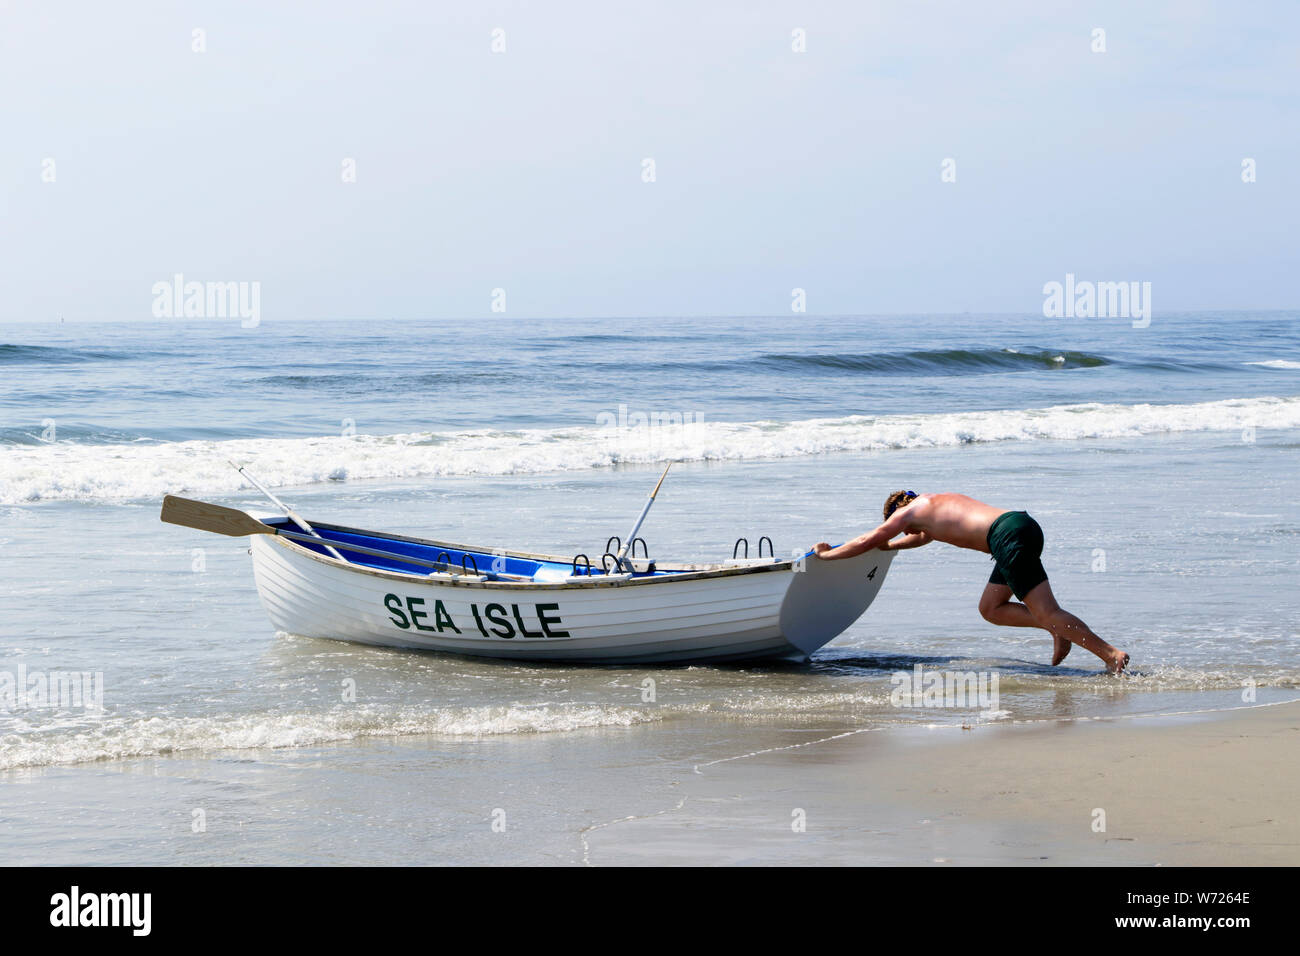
[249,533,895,664]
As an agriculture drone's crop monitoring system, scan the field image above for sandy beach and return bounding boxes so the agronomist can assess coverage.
[587,699,1300,866]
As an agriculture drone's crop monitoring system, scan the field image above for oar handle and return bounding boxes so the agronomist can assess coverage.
[229,460,346,562]
[614,462,673,571]
[649,462,672,498]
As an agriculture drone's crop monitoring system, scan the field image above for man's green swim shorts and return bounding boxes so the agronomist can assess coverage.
[987,510,1047,600]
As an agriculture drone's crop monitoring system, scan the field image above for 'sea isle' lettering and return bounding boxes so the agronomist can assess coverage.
[384,594,568,639]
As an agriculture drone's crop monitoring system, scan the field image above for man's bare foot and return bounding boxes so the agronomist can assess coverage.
[1107,650,1130,674]
[1051,634,1072,666]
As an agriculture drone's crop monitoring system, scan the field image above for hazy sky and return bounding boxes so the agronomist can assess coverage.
[2,0,1297,321]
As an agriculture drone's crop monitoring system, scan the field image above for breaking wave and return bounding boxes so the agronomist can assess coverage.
[755,347,1110,373]
[3,394,1299,504]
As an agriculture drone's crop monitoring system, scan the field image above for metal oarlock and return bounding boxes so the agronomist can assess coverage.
[733,536,774,560]
[631,538,649,559]
[571,553,592,576]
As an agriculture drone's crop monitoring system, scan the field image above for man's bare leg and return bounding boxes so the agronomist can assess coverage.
[979,583,1073,664]
[1021,580,1129,673]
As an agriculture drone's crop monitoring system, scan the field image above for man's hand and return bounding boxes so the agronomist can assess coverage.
[812,542,833,558]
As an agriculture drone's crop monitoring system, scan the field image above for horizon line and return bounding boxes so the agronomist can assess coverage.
[3,307,1297,325]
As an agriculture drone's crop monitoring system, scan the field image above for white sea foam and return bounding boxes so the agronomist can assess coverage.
[1246,359,1300,369]
[0,703,662,770]
[3,394,1299,504]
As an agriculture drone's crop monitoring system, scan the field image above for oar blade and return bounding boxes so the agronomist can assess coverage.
[160,495,272,537]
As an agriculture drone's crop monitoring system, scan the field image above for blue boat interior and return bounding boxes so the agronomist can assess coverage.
[263,517,677,581]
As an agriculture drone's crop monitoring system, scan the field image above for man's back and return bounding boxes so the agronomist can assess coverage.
[898,493,1006,552]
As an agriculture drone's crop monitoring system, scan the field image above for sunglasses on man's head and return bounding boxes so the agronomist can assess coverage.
[887,492,918,516]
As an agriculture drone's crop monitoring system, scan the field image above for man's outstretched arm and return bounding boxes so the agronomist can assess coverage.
[813,511,914,559]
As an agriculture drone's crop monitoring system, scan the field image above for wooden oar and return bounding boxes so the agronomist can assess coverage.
[160,496,524,578]
[612,462,672,572]
[161,495,272,538]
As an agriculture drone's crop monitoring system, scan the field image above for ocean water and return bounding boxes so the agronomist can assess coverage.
[1,311,1298,863]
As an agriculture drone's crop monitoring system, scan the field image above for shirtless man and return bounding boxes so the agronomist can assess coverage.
[813,491,1129,673]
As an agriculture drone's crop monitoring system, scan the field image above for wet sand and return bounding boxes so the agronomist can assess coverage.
[585,699,1300,865]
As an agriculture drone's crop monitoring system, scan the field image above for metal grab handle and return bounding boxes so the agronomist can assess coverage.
[605,536,621,556]
[732,537,749,559]
[758,536,774,558]
[601,552,620,573]
[461,553,479,575]
[631,537,649,559]
[571,553,592,576]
